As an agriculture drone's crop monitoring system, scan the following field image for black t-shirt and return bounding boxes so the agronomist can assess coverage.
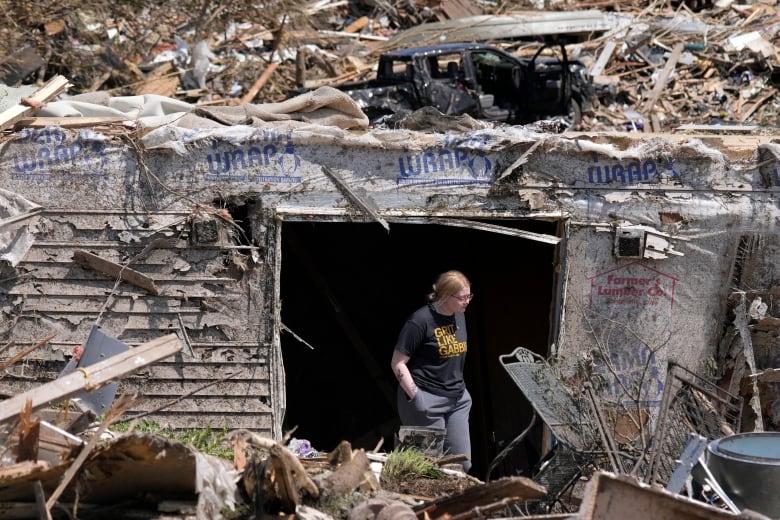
[395,303,467,398]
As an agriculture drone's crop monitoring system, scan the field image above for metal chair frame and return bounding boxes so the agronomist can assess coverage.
[487,346,630,513]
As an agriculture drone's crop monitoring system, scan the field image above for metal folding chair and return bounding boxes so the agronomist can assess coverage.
[487,346,629,514]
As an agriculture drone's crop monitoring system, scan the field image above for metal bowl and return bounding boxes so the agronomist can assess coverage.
[706,432,780,517]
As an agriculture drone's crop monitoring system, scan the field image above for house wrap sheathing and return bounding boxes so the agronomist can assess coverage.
[1,92,779,444]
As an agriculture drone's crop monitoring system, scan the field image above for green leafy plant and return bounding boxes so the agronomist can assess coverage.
[381,446,443,481]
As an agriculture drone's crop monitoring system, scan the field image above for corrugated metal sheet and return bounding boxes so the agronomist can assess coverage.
[383,10,629,49]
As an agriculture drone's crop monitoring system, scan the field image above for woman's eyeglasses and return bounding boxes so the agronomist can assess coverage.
[451,293,474,303]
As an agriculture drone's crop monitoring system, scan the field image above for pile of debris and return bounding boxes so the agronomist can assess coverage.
[0,0,777,132]
[2,314,779,519]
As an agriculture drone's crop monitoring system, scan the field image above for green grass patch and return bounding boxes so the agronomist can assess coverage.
[112,419,234,460]
[381,446,443,480]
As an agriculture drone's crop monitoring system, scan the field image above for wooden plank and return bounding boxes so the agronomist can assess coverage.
[437,0,483,20]
[739,89,775,122]
[72,249,159,295]
[14,116,130,129]
[240,62,279,104]
[33,480,52,520]
[315,30,388,41]
[343,16,370,33]
[0,334,182,423]
[579,472,742,519]
[0,75,71,132]
[415,476,545,518]
[733,295,764,431]
[322,165,389,231]
[590,41,617,77]
[675,124,760,132]
[0,461,52,485]
[423,217,560,245]
[134,62,179,97]
[641,42,684,116]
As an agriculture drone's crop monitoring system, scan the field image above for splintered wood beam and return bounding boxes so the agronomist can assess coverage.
[0,333,55,371]
[641,42,684,117]
[431,218,561,245]
[414,476,546,519]
[590,41,617,77]
[240,62,279,104]
[322,166,389,231]
[0,334,182,424]
[72,249,159,295]
[0,75,71,132]
[0,461,52,485]
[14,116,130,129]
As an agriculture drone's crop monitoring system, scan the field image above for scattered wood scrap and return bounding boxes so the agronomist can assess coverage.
[0,75,71,132]
[0,1,776,132]
[0,333,182,423]
[72,249,160,295]
[413,476,546,519]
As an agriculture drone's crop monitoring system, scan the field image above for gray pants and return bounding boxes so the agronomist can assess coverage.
[397,386,472,472]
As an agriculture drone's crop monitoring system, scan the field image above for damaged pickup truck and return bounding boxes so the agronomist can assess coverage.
[335,42,595,128]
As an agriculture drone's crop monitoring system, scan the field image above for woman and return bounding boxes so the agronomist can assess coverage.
[391,270,473,472]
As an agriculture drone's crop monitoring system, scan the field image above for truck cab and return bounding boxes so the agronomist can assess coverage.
[337,42,593,128]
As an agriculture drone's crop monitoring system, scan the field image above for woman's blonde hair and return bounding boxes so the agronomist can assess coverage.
[427,270,470,302]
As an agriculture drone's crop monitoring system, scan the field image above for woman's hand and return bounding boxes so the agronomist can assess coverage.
[391,349,418,400]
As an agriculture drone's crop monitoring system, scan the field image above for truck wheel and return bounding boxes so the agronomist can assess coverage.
[564,99,583,130]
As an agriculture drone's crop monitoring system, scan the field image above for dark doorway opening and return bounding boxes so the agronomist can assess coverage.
[279,219,559,478]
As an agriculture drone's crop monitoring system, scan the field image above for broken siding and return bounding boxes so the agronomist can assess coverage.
[0,208,272,430]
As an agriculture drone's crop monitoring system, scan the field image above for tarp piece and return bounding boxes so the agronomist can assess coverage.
[0,188,41,266]
[37,86,370,131]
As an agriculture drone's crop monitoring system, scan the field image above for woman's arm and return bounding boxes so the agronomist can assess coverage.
[391,349,418,400]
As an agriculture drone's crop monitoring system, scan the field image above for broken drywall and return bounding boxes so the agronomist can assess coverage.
[0,188,42,266]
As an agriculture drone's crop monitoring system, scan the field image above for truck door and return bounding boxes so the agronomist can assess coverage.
[425,53,478,116]
[526,43,571,117]
[469,49,525,114]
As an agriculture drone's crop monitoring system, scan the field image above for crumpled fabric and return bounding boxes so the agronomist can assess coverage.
[36,86,369,131]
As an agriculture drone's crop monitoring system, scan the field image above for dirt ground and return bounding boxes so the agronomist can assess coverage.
[380,473,480,499]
